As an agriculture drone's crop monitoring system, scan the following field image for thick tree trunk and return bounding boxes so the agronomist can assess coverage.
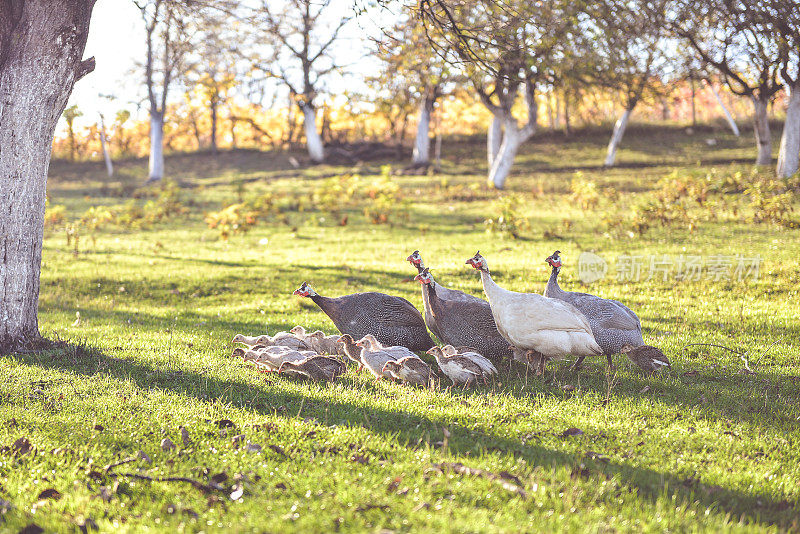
[487,115,503,167]
[412,96,434,166]
[604,107,633,167]
[777,84,800,178]
[147,110,165,182]
[752,96,772,166]
[708,82,739,136]
[302,104,324,163]
[488,126,521,190]
[564,95,571,137]
[0,0,95,352]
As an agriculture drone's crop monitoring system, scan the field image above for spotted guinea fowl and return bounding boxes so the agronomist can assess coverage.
[407,251,486,341]
[412,267,512,363]
[544,250,645,370]
[466,252,602,368]
[293,282,434,351]
[382,357,433,387]
[279,356,346,381]
[621,344,671,373]
[427,346,485,387]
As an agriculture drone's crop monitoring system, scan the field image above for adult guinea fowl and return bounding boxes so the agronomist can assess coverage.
[466,252,602,365]
[293,282,434,351]
[544,250,646,370]
[412,267,512,363]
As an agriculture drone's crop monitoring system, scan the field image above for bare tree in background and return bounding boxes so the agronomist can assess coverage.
[672,0,784,167]
[0,0,96,352]
[422,0,570,189]
[580,0,671,167]
[251,0,351,163]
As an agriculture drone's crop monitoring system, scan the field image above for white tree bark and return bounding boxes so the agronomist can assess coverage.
[0,0,95,351]
[302,104,325,163]
[487,114,503,167]
[777,84,800,178]
[707,81,740,136]
[147,111,165,182]
[604,107,634,167]
[752,96,772,166]
[412,97,433,166]
[488,124,522,190]
[99,118,113,177]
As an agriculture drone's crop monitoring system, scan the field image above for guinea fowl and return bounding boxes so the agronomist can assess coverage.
[441,345,498,378]
[544,250,645,370]
[382,357,433,387]
[336,334,363,369]
[620,344,671,373]
[466,252,602,367]
[427,346,485,387]
[232,332,307,350]
[354,337,399,379]
[412,267,512,363]
[293,282,434,351]
[290,326,340,354]
[357,334,421,361]
[279,356,346,381]
[243,347,317,372]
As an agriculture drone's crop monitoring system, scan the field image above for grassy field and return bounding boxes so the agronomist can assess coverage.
[1,123,799,532]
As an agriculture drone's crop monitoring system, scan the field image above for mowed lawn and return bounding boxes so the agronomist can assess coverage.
[1,124,799,532]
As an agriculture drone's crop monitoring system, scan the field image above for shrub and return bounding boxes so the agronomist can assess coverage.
[570,172,600,210]
[484,194,530,239]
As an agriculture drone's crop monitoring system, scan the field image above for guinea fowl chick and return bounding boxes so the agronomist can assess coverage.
[358,334,421,361]
[306,331,341,355]
[355,337,399,380]
[621,344,671,373]
[509,345,550,376]
[336,334,363,369]
[442,345,498,377]
[382,357,433,387]
[279,356,346,382]
[233,332,308,350]
[244,347,317,372]
[427,346,484,388]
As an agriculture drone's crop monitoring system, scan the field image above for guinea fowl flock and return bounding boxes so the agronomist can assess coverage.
[230,249,670,388]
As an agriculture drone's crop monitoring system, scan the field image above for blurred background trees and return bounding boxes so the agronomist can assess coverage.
[53,0,800,187]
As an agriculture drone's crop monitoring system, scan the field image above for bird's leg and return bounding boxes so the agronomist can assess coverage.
[357,364,364,373]
[606,354,615,371]
[570,356,586,372]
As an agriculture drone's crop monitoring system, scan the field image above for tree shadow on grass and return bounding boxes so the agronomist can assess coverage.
[6,338,798,528]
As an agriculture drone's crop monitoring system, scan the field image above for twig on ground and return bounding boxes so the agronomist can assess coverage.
[432,462,527,498]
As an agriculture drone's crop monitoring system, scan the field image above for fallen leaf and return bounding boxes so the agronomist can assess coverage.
[180,426,191,446]
[19,524,44,534]
[275,482,287,490]
[268,444,287,457]
[210,473,228,485]
[93,424,104,432]
[215,419,236,429]
[161,438,176,452]
[560,427,584,438]
[387,476,402,493]
[231,434,245,447]
[639,386,651,394]
[7,418,18,428]
[351,454,369,465]
[682,370,699,377]
[97,486,113,502]
[37,488,61,501]
[245,443,262,453]
[12,437,33,455]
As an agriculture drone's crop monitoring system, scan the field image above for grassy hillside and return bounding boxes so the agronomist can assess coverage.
[1,125,798,532]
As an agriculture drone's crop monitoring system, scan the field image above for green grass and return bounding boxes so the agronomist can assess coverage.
[2,123,799,532]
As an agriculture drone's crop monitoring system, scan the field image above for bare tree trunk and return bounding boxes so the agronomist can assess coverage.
[210,95,218,154]
[777,83,800,178]
[301,103,324,163]
[708,81,739,136]
[487,115,503,167]
[604,107,634,167]
[564,94,571,137]
[412,96,434,166]
[752,96,772,166]
[0,0,95,352]
[98,117,113,177]
[488,125,521,189]
[148,110,165,182]
[690,76,697,127]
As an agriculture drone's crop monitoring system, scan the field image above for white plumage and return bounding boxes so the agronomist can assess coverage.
[466,252,602,359]
[442,345,498,377]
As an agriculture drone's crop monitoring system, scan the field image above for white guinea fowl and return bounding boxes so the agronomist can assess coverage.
[466,252,602,360]
[442,345,498,377]
[358,334,421,361]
